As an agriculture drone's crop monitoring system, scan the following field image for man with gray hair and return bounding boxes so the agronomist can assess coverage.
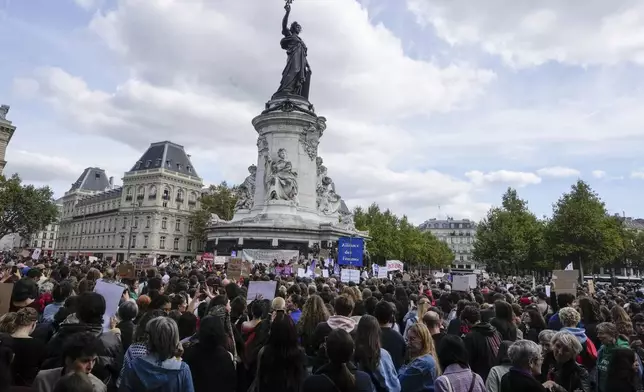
[500,340,543,392]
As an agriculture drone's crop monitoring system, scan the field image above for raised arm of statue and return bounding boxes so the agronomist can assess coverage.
[282,4,291,36]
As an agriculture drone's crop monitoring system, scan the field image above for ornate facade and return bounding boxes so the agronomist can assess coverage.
[0,105,16,175]
[419,217,480,272]
[56,141,203,261]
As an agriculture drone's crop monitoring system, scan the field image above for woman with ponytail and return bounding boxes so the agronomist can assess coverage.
[10,307,46,386]
[303,328,374,392]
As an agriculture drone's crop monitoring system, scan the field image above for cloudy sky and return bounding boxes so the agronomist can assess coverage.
[3,0,644,224]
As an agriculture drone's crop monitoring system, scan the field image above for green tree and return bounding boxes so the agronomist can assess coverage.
[189,182,238,249]
[545,180,623,276]
[0,174,58,239]
[473,188,545,274]
[353,203,453,268]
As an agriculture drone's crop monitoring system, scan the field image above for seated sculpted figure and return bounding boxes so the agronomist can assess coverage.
[264,148,299,204]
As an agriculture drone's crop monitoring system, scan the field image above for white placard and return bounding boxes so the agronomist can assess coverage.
[214,256,228,265]
[545,285,551,297]
[297,268,307,278]
[247,281,277,302]
[94,280,126,332]
[452,275,471,292]
[31,248,41,260]
[386,260,404,271]
[242,249,299,264]
[322,270,329,278]
[341,269,360,283]
[377,266,388,279]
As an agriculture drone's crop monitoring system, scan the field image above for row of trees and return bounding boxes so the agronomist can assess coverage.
[474,180,643,275]
[353,204,454,268]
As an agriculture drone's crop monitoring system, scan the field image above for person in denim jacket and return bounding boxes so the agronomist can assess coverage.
[399,323,440,392]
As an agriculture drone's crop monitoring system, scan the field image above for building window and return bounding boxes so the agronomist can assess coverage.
[48,241,53,248]
[134,217,139,228]
[146,216,151,228]
[187,239,192,252]
[131,235,136,248]
[137,187,145,200]
[126,187,133,201]
[187,165,192,173]
[33,241,38,247]
[176,190,184,203]
[175,219,181,231]
[173,238,179,250]
[41,240,45,248]
[120,236,125,248]
[122,218,127,229]
[144,235,149,248]
[188,192,197,205]
[145,160,151,168]
[188,221,193,232]
[160,236,166,249]
[162,218,167,230]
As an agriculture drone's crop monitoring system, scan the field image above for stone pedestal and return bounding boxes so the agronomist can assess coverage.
[207,96,368,254]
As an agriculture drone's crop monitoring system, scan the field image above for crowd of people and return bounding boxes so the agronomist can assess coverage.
[0,258,642,392]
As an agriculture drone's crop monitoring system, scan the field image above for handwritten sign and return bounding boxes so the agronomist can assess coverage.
[228,258,242,280]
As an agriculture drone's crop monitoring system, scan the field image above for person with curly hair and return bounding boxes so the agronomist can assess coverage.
[298,295,330,357]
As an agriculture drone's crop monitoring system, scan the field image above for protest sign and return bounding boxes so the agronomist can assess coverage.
[94,280,126,332]
[242,261,252,277]
[214,256,228,265]
[452,275,473,292]
[247,281,277,302]
[118,264,135,279]
[242,249,299,264]
[297,268,307,278]
[322,270,329,278]
[341,269,360,283]
[545,285,551,297]
[337,237,364,266]
[377,266,388,279]
[31,248,41,260]
[227,258,243,280]
[386,260,404,271]
[0,283,13,316]
[551,270,578,296]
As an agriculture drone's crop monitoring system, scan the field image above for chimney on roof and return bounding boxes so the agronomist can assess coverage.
[109,176,114,189]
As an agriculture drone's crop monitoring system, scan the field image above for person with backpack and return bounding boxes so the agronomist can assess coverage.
[559,307,597,373]
[461,305,502,381]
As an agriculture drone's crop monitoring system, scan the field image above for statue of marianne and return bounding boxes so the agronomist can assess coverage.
[272,1,312,100]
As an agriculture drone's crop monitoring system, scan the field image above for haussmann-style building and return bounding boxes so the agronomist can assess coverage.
[56,141,203,261]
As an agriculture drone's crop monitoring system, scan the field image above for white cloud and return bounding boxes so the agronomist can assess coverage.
[592,170,607,179]
[536,166,580,178]
[15,0,500,222]
[407,0,644,67]
[631,171,644,179]
[73,0,98,10]
[465,170,542,187]
[4,150,84,183]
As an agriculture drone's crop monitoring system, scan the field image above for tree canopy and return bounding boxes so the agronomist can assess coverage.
[0,174,59,239]
[354,203,453,268]
[189,182,238,248]
[545,180,623,273]
[473,188,545,274]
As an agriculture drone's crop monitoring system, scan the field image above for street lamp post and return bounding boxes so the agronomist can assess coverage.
[126,201,142,260]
